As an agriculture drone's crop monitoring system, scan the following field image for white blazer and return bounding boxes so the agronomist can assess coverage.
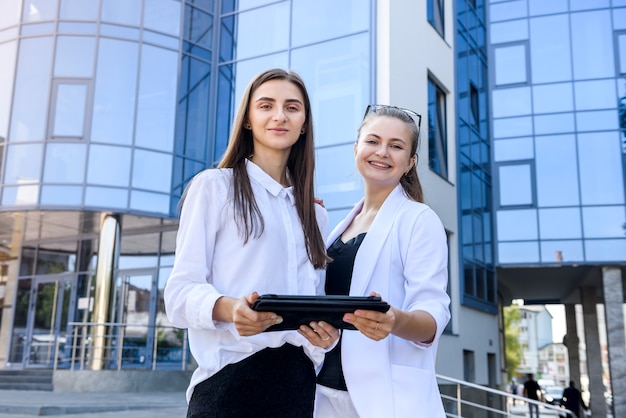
[327,185,450,418]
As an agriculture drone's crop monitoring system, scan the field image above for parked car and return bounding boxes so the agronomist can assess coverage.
[542,386,564,406]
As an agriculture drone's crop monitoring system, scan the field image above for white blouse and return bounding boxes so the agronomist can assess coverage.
[164,159,329,402]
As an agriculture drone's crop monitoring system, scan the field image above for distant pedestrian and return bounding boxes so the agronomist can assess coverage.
[509,378,519,405]
[522,373,541,418]
[562,380,587,418]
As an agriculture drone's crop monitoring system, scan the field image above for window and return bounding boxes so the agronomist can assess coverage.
[49,80,92,139]
[463,350,475,382]
[428,78,448,178]
[427,0,444,38]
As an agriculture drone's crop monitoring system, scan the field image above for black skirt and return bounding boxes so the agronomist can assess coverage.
[187,343,316,418]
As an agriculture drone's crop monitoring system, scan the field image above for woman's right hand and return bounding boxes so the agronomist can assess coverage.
[231,292,284,336]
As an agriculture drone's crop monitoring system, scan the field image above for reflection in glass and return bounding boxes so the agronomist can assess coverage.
[494,137,534,162]
[41,185,83,206]
[571,11,613,80]
[538,208,582,239]
[578,132,625,205]
[9,37,53,141]
[43,143,86,183]
[574,79,616,110]
[1,185,39,206]
[291,34,369,147]
[135,45,177,152]
[540,240,584,263]
[292,0,368,47]
[91,38,138,145]
[532,83,572,114]
[22,0,57,22]
[4,143,43,184]
[84,186,128,209]
[9,279,32,363]
[494,45,526,85]
[491,87,531,118]
[499,165,532,206]
[60,0,98,20]
[498,241,540,264]
[233,3,289,61]
[535,134,579,206]
[582,206,626,238]
[87,145,131,187]
[52,84,88,137]
[530,15,571,83]
[54,36,96,77]
[585,239,626,262]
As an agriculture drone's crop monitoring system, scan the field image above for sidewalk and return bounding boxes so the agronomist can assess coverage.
[0,390,187,417]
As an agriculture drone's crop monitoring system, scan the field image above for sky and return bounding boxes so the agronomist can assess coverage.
[546,304,566,343]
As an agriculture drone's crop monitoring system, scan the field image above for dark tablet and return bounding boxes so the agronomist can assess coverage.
[251,294,390,331]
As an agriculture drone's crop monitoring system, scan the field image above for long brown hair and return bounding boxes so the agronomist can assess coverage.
[217,68,329,269]
[358,106,424,203]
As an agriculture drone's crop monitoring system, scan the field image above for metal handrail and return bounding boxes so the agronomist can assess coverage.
[437,374,578,418]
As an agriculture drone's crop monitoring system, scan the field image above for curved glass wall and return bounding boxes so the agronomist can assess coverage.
[490,1,626,264]
[0,0,182,217]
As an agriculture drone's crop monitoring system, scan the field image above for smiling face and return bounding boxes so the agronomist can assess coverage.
[354,115,416,191]
[246,78,306,158]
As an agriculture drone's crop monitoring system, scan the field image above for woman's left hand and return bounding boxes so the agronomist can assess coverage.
[298,321,340,348]
[342,292,395,341]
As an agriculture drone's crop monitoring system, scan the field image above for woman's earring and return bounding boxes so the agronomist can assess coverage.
[245,122,251,129]
[300,128,305,134]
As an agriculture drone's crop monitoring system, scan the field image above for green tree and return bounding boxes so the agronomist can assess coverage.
[504,305,523,380]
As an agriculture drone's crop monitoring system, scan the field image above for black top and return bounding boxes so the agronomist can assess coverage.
[316,233,366,391]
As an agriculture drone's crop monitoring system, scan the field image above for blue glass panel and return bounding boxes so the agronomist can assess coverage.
[99,24,141,40]
[184,81,210,159]
[20,22,55,35]
[0,41,17,140]
[497,209,538,240]
[538,208,582,239]
[22,0,57,22]
[1,184,39,206]
[584,239,626,262]
[144,0,182,36]
[498,241,540,264]
[119,254,159,269]
[498,164,532,206]
[232,3,289,60]
[315,144,362,210]
[143,30,179,50]
[619,34,626,74]
[528,0,567,15]
[582,207,626,238]
[87,144,131,187]
[219,15,235,62]
[615,9,626,30]
[571,11,614,80]
[529,15,572,83]
[574,79,616,110]
[535,134,579,206]
[494,45,527,85]
[489,0,527,22]
[578,132,624,205]
[4,143,43,184]
[101,0,141,26]
[292,0,368,47]
[9,37,53,141]
[539,240,584,263]
[492,116,532,138]
[570,0,610,10]
[231,0,278,11]
[130,190,170,214]
[59,0,98,20]
[576,110,619,132]
[91,38,138,145]
[0,2,20,29]
[57,22,97,34]
[490,20,528,44]
[291,34,370,147]
[532,83,573,114]
[184,4,213,49]
[53,84,87,137]
[40,185,83,205]
[43,143,87,183]
[135,45,177,152]
[491,87,531,117]
[55,37,96,77]
[534,113,575,135]
[132,149,172,192]
[494,137,534,162]
[84,186,128,209]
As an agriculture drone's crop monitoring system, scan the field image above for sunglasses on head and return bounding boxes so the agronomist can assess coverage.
[363,104,422,129]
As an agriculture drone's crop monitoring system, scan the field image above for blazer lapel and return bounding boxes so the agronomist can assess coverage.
[350,185,406,296]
